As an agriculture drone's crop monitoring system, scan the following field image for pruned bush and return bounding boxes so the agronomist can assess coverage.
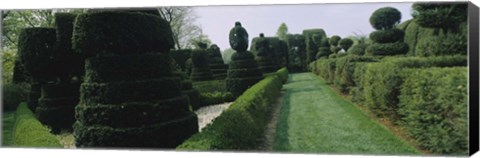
[207,44,228,79]
[169,49,192,72]
[190,49,214,81]
[329,35,341,46]
[177,69,285,150]
[415,32,467,56]
[316,47,331,59]
[255,34,279,74]
[365,42,409,56]
[12,103,62,147]
[72,11,174,57]
[334,55,379,93]
[399,67,467,155]
[400,19,436,55]
[369,7,401,30]
[303,29,327,64]
[369,28,404,43]
[347,43,369,56]
[53,13,84,81]
[363,55,467,119]
[338,38,353,52]
[2,83,30,112]
[286,34,307,72]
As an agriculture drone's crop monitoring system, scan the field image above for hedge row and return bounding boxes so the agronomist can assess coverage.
[363,55,467,119]
[333,55,379,93]
[177,68,288,150]
[12,103,62,147]
[398,67,467,155]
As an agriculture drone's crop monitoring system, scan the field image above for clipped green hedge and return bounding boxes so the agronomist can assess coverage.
[177,68,288,150]
[401,19,435,55]
[369,28,404,43]
[303,29,327,64]
[314,58,337,84]
[12,103,62,147]
[398,67,467,155]
[169,49,192,71]
[363,55,467,119]
[72,11,174,57]
[415,33,467,56]
[365,42,409,56]
[334,55,379,93]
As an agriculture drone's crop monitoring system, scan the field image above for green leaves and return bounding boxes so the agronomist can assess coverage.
[369,7,402,30]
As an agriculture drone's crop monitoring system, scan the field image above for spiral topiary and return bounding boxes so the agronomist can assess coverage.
[255,33,279,74]
[366,7,409,56]
[73,11,198,148]
[226,22,263,98]
[206,44,228,79]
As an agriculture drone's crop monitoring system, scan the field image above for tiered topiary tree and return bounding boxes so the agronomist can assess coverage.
[18,28,57,112]
[12,58,30,83]
[338,38,354,52]
[285,34,306,72]
[171,57,201,110]
[72,10,198,148]
[226,22,263,98]
[328,35,342,54]
[255,33,279,74]
[206,44,228,79]
[412,2,467,56]
[190,42,214,81]
[303,29,327,64]
[265,37,288,67]
[35,13,83,133]
[366,7,409,56]
[315,34,332,59]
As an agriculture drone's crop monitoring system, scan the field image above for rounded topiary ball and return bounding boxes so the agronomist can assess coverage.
[369,28,405,43]
[229,22,249,51]
[338,38,354,52]
[369,7,402,30]
[329,35,341,46]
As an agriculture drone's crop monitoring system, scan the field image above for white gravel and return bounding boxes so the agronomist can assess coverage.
[194,102,233,132]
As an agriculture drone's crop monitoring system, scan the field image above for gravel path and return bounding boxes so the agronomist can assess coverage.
[194,102,233,132]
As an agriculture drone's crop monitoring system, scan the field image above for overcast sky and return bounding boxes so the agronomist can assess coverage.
[193,2,414,51]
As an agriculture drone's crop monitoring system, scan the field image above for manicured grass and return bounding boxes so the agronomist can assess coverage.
[273,73,420,155]
[2,111,15,146]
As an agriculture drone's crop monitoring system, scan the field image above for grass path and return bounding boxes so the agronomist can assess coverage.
[2,111,15,146]
[272,73,420,155]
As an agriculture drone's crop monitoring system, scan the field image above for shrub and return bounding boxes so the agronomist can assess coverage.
[303,29,327,64]
[347,43,369,56]
[362,55,467,119]
[365,42,409,56]
[229,22,249,52]
[349,62,374,103]
[226,51,264,98]
[169,49,192,72]
[369,28,404,43]
[177,70,285,150]
[402,20,436,55]
[285,34,307,72]
[316,47,331,59]
[334,55,379,93]
[2,83,30,112]
[369,7,401,30]
[12,103,62,147]
[190,49,214,81]
[54,13,84,81]
[72,11,174,57]
[415,32,467,56]
[338,38,353,52]
[329,35,341,46]
[412,2,467,32]
[255,34,279,74]
[315,58,337,84]
[398,67,467,155]
[207,44,228,79]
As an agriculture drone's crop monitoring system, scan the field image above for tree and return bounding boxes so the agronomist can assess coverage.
[157,7,205,49]
[276,22,288,41]
[412,2,467,34]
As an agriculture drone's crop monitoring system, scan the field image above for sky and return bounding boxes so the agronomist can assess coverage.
[193,2,414,51]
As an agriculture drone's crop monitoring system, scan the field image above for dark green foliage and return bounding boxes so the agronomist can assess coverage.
[74,113,198,148]
[12,103,62,147]
[254,34,279,74]
[229,22,249,51]
[415,33,467,56]
[314,59,337,84]
[54,13,84,81]
[12,59,30,83]
[369,7,401,30]
[27,83,41,111]
[18,28,57,83]
[363,55,467,119]
[400,19,436,55]
[72,11,174,57]
[369,28,404,43]
[185,58,193,77]
[84,53,173,83]
[412,2,468,33]
[2,83,29,112]
[365,42,409,56]
[338,38,354,51]
[177,70,285,150]
[226,51,263,98]
[347,43,369,56]
[303,29,327,64]
[87,8,161,16]
[330,46,342,54]
[329,35,341,46]
[316,47,331,59]
[349,62,373,103]
[266,38,288,66]
[207,44,227,79]
[285,34,307,72]
[334,55,379,93]
[398,67,467,155]
[397,19,412,31]
[169,49,193,72]
[190,49,214,81]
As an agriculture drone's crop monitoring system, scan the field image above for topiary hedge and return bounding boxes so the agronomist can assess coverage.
[285,34,307,72]
[398,67,467,155]
[255,33,279,74]
[399,19,435,56]
[365,42,409,56]
[190,49,214,81]
[415,32,467,56]
[73,11,198,148]
[363,55,467,119]
[72,11,174,57]
[334,55,379,93]
[177,68,287,150]
[12,103,62,147]
[369,28,404,43]
[169,49,192,72]
[303,29,327,64]
[207,44,228,79]
[338,38,353,52]
[367,7,408,56]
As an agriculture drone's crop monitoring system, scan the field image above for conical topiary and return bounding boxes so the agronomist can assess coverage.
[72,11,198,148]
[171,57,201,110]
[226,22,263,98]
[206,44,228,79]
[255,33,278,74]
[190,42,214,81]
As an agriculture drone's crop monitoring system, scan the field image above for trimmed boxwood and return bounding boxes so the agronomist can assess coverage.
[316,47,331,59]
[227,67,263,78]
[18,28,57,83]
[207,45,228,79]
[369,28,404,43]
[228,59,258,69]
[177,69,286,150]
[334,55,379,93]
[54,13,84,81]
[12,103,62,147]
[190,49,214,81]
[363,55,467,119]
[415,32,467,56]
[401,19,436,55]
[72,11,174,57]
[398,67,467,155]
[80,78,182,105]
[27,83,41,111]
[74,113,198,148]
[226,51,263,98]
[365,42,409,56]
[76,95,190,128]
[226,76,264,98]
[347,43,369,56]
